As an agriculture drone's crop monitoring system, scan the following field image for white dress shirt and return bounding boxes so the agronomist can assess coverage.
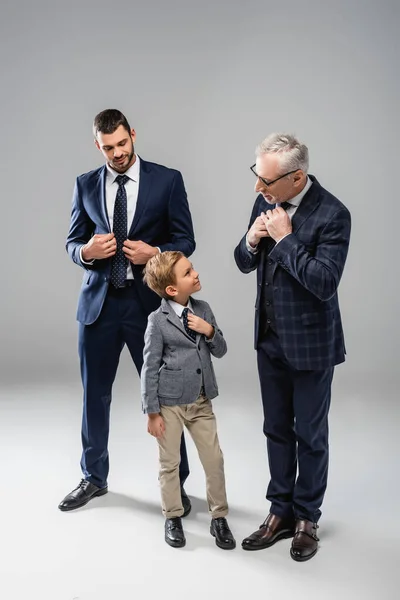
[168,299,194,318]
[246,176,313,254]
[80,155,141,279]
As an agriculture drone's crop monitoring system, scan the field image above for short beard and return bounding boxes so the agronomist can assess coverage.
[111,142,135,172]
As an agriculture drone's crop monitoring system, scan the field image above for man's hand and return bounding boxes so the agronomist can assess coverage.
[82,233,116,261]
[147,413,165,438]
[247,213,270,247]
[261,207,292,242]
[186,314,214,339]
[123,240,159,264]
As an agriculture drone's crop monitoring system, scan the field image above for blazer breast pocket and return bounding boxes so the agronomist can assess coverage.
[158,368,184,399]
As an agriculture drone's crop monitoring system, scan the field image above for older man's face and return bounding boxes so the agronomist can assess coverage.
[254,153,298,204]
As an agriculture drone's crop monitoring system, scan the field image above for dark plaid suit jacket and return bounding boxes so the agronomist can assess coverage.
[234,175,351,370]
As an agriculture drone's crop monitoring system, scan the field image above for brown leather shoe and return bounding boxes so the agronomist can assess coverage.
[241,513,295,551]
[290,519,319,562]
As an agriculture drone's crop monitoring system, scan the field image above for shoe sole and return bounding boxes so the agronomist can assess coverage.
[241,529,294,551]
[210,528,236,550]
[165,537,186,548]
[58,487,108,512]
[290,547,318,562]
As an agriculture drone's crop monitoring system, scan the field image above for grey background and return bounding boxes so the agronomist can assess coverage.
[1,0,399,389]
[1,2,399,599]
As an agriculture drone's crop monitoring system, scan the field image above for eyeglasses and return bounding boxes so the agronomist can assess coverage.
[250,164,299,187]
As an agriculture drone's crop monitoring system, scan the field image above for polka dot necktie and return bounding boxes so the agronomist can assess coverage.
[110,174,129,288]
[182,308,196,341]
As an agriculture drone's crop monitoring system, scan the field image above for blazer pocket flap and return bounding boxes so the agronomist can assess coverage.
[158,369,183,398]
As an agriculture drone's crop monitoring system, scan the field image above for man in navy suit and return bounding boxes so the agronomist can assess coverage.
[59,109,195,512]
[235,133,351,561]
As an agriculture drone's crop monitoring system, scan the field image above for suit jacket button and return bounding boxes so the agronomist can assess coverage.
[196,369,201,374]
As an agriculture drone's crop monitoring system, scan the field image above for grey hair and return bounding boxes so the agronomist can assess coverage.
[256,133,309,174]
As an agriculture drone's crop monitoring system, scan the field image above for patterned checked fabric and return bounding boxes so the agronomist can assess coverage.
[182,308,197,341]
[234,176,351,370]
[110,174,129,288]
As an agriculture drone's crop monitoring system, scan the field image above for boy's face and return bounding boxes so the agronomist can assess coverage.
[166,257,201,299]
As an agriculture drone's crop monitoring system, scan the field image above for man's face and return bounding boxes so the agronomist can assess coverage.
[168,257,201,298]
[95,125,136,172]
[254,153,301,204]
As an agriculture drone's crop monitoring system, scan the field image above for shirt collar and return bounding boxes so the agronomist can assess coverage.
[168,298,194,318]
[106,154,140,183]
[283,176,312,208]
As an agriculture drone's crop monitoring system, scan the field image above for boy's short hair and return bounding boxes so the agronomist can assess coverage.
[143,251,185,299]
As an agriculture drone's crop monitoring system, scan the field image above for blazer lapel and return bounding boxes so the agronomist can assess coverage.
[96,166,110,232]
[162,299,198,343]
[128,157,151,238]
[291,177,321,234]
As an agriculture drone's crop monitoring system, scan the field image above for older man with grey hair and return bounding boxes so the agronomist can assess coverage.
[235,134,351,562]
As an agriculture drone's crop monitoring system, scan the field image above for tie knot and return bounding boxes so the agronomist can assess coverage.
[279,201,292,211]
[115,174,129,186]
[182,307,189,317]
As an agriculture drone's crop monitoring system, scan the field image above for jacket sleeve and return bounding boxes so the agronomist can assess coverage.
[65,178,96,270]
[234,197,263,274]
[204,305,227,359]
[141,313,164,414]
[269,207,351,301]
[158,171,196,258]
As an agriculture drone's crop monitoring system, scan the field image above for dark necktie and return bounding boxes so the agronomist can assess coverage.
[182,308,196,341]
[110,174,129,288]
[279,201,292,211]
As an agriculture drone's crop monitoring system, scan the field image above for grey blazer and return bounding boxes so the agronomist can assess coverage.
[141,297,227,414]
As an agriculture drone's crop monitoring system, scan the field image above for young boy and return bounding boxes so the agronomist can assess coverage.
[141,251,235,550]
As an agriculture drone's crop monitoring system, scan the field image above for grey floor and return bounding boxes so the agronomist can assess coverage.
[1,371,398,600]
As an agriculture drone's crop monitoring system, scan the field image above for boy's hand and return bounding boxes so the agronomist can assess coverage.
[147,413,165,438]
[187,314,214,339]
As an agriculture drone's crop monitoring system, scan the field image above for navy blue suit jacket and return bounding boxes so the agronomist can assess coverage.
[66,157,196,325]
[234,176,351,370]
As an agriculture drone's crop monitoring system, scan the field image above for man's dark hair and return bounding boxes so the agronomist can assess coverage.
[93,109,131,137]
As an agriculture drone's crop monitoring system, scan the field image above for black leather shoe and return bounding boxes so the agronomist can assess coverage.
[181,486,191,518]
[165,517,186,548]
[210,517,236,550]
[290,520,319,562]
[58,479,108,511]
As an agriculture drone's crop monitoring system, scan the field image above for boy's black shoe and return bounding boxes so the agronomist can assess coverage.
[210,517,236,549]
[165,517,186,548]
